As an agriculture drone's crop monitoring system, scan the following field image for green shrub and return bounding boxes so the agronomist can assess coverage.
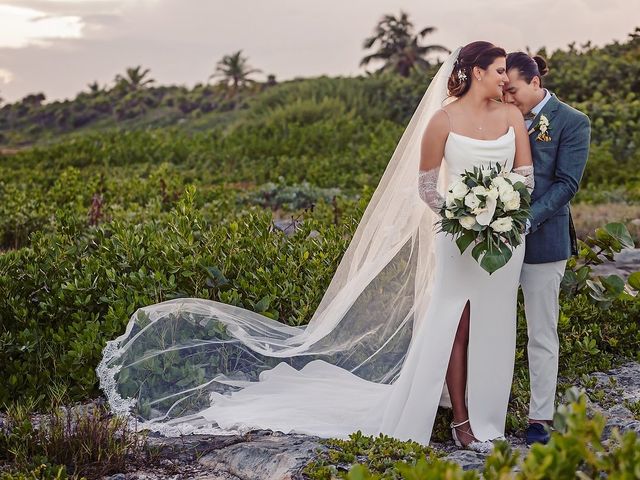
[332,390,640,479]
[0,187,358,406]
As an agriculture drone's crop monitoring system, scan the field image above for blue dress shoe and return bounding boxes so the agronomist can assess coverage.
[525,422,550,445]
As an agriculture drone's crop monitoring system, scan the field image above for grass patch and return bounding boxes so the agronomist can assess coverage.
[0,395,144,479]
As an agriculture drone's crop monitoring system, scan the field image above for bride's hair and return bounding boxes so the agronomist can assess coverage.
[505,52,549,86]
[447,41,507,97]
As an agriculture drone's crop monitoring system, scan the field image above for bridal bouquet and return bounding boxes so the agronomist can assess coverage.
[438,163,531,274]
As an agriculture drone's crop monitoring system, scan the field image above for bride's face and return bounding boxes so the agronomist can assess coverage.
[476,57,509,100]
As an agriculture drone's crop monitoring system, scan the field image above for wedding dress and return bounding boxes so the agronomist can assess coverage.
[97,48,524,445]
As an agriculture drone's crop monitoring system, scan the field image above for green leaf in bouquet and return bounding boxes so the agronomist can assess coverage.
[479,240,512,275]
[628,272,640,291]
[471,222,484,232]
[471,241,485,262]
[511,182,528,198]
[455,230,476,254]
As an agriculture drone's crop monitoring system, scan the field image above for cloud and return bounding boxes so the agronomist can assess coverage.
[0,68,13,84]
[0,0,638,102]
[0,4,85,48]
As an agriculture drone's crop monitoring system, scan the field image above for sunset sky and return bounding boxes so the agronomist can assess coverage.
[0,0,638,102]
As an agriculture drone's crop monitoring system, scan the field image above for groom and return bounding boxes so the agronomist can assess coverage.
[503,52,591,445]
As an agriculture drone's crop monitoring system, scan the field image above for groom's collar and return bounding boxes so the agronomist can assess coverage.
[528,92,560,136]
[530,89,552,118]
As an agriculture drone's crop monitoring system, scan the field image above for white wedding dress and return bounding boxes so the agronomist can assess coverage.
[97,48,524,446]
[196,127,523,444]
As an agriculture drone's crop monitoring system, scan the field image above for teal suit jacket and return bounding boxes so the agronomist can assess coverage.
[525,93,591,264]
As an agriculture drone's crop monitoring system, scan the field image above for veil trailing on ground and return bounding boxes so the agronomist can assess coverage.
[97,48,461,436]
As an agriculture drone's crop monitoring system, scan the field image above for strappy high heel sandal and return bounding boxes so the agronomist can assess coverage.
[450,419,494,453]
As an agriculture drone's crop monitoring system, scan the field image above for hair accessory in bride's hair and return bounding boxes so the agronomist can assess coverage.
[454,57,468,82]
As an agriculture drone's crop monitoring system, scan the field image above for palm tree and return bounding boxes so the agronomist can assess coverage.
[210,50,261,92]
[114,66,155,92]
[360,11,450,77]
[87,81,103,95]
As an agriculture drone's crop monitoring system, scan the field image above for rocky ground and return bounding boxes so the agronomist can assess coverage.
[1,362,638,479]
[93,362,638,479]
[591,248,640,281]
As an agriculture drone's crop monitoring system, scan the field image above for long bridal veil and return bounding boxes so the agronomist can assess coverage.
[97,48,460,436]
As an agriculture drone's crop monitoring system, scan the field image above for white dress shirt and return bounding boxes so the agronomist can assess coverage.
[525,89,552,130]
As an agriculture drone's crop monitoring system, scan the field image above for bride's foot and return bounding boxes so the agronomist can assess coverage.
[450,418,476,446]
[450,419,494,453]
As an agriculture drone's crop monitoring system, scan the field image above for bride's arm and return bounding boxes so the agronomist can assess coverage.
[418,110,450,213]
[508,104,534,193]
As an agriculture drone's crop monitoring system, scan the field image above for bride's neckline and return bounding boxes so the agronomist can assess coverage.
[448,126,514,142]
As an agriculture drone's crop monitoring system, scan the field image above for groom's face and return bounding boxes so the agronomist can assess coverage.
[503,69,542,115]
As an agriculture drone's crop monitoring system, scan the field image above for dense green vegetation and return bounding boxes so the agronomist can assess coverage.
[0,22,639,479]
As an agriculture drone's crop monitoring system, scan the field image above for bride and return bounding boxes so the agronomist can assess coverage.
[98,41,534,451]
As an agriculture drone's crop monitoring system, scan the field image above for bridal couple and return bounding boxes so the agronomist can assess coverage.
[98,41,591,452]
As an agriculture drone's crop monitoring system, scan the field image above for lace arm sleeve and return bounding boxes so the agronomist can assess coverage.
[513,165,535,193]
[418,167,444,214]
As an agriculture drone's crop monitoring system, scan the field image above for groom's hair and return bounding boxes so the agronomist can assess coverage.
[506,52,549,86]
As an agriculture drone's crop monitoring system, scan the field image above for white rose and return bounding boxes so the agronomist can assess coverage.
[450,181,469,200]
[459,216,477,230]
[445,209,454,219]
[490,216,514,233]
[464,193,481,210]
[502,190,521,211]
[498,184,515,202]
[491,176,510,191]
[472,186,488,197]
[506,171,526,185]
[539,116,549,134]
[486,186,500,200]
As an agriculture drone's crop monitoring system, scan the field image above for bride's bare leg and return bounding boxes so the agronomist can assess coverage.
[446,301,478,444]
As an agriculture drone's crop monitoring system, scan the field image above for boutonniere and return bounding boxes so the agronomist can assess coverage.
[534,114,552,142]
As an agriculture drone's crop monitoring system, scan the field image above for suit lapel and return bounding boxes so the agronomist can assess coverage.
[528,93,561,137]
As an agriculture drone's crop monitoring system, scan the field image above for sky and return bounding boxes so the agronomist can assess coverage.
[0,0,638,103]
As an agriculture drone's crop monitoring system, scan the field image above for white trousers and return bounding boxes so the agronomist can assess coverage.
[520,260,567,421]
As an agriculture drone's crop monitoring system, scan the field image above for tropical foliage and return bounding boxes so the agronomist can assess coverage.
[0,18,639,479]
[360,11,450,76]
[210,49,262,92]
